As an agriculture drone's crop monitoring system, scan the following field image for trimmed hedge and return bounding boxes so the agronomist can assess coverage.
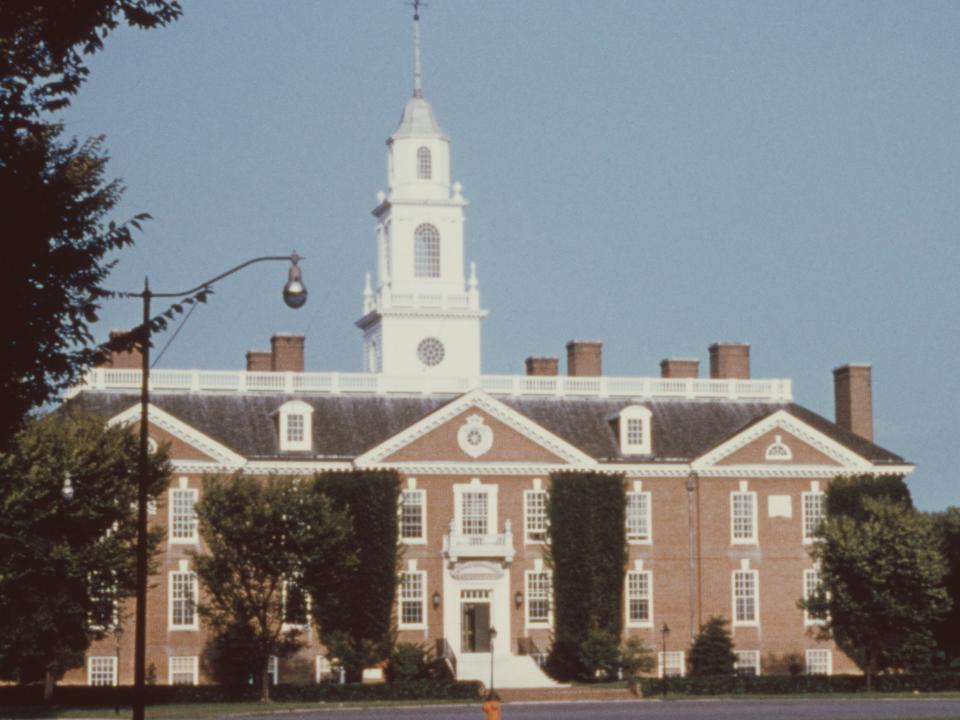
[0,680,483,707]
[640,672,960,696]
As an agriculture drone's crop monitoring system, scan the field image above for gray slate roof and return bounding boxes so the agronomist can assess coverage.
[67,392,905,465]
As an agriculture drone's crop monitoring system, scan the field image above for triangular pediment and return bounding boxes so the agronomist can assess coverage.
[107,404,246,467]
[355,390,595,467]
[692,410,872,474]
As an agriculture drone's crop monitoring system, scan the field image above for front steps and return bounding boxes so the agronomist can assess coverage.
[456,653,564,689]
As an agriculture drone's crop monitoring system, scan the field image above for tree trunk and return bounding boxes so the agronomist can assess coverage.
[260,666,270,703]
[43,670,55,703]
[865,653,874,692]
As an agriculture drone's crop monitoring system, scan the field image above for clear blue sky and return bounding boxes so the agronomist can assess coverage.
[62,1,959,510]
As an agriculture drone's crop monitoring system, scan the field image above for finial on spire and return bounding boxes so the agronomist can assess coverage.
[407,0,427,97]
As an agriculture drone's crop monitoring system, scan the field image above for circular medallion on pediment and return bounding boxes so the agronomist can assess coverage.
[457,414,493,458]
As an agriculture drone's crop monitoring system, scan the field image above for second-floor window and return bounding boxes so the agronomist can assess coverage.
[283,573,309,626]
[731,490,757,543]
[802,491,825,541]
[461,492,489,535]
[626,491,651,543]
[170,570,197,629]
[400,489,426,542]
[399,571,425,628]
[524,489,547,543]
[804,567,827,625]
[626,570,653,626]
[525,571,552,626]
[170,487,198,543]
[414,224,440,278]
[733,569,758,625]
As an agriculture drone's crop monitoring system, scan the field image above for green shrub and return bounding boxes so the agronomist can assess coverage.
[578,629,621,681]
[689,616,737,677]
[387,642,430,682]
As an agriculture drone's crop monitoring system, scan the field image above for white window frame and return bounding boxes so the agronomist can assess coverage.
[169,486,198,544]
[802,491,825,544]
[315,655,336,683]
[732,568,759,627]
[88,656,117,686]
[731,490,758,544]
[524,570,553,629]
[625,570,653,628]
[453,481,497,537]
[169,656,199,685]
[281,573,311,628]
[658,651,685,678]
[626,490,652,544]
[619,405,653,454]
[735,650,761,676]
[400,488,427,544]
[804,566,827,626]
[416,146,432,180]
[278,400,313,452]
[764,434,793,461]
[805,649,832,675]
[88,569,119,630]
[523,489,548,544]
[169,567,199,631]
[398,570,427,629]
[268,655,279,685]
[414,223,441,278]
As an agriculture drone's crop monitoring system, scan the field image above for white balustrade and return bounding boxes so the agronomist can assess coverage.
[443,519,515,563]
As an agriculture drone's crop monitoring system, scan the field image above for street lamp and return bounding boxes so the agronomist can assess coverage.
[114,624,124,715]
[62,473,74,502]
[113,253,307,720]
[660,622,670,697]
[488,626,497,695]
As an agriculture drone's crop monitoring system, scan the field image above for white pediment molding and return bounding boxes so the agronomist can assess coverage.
[107,403,246,468]
[449,561,505,581]
[691,409,871,472]
[354,389,596,467]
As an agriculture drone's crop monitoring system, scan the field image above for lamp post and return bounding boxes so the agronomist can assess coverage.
[488,626,497,694]
[116,254,307,720]
[660,622,670,697]
[114,624,124,715]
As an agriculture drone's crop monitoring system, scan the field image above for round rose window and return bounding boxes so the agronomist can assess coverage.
[417,337,445,367]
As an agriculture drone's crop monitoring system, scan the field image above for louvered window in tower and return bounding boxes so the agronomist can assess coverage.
[414,224,440,278]
[417,146,432,179]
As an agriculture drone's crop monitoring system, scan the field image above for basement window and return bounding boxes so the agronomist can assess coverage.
[618,405,652,455]
[277,400,314,452]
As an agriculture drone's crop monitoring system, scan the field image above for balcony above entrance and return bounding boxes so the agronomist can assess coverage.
[443,519,515,564]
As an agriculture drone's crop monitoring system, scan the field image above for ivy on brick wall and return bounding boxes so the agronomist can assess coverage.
[306,470,401,683]
[545,471,626,681]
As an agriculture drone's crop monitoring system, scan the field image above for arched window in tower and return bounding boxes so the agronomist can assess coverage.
[417,146,432,180]
[414,224,440,278]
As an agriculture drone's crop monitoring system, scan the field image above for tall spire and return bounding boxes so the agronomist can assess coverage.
[411,0,424,98]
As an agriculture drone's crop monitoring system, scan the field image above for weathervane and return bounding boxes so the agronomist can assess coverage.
[408,0,427,21]
[406,0,427,97]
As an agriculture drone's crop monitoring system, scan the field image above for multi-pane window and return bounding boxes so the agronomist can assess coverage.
[733,569,758,625]
[804,567,827,625]
[524,490,547,543]
[268,655,279,685]
[626,491,651,542]
[417,146,432,179]
[619,406,652,453]
[626,418,644,446]
[170,570,197,629]
[626,570,653,626]
[283,573,309,626]
[88,657,117,686]
[170,488,198,543]
[169,656,198,685]
[805,649,832,675]
[659,651,685,678]
[461,492,489,536]
[802,492,825,541]
[525,571,552,626]
[735,650,760,676]
[731,491,757,543]
[400,489,426,542]
[88,569,118,629]
[399,571,425,627]
[316,655,336,683]
[414,224,441,278]
[286,414,304,444]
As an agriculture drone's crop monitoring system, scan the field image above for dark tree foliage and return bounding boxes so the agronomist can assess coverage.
[192,475,352,702]
[931,507,960,665]
[825,474,912,521]
[0,411,169,691]
[308,470,401,683]
[689,616,737,677]
[0,1,181,451]
[545,471,626,681]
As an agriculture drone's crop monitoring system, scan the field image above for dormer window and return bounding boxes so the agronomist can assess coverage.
[619,405,652,455]
[277,400,313,452]
[417,146,432,179]
[764,434,792,461]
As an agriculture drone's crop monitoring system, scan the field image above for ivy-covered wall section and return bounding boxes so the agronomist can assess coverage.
[546,471,626,681]
[307,470,401,683]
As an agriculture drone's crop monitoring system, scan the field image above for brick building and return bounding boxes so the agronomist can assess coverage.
[63,13,910,688]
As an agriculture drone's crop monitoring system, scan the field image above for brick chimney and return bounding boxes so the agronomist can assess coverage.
[833,363,873,442]
[270,334,305,372]
[660,358,699,379]
[246,351,272,372]
[97,330,142,369]
[526,356,559,376]
[566,340,602,377]
[709,343,750,379]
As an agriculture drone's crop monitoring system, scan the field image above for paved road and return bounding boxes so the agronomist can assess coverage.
[232,698,960,720]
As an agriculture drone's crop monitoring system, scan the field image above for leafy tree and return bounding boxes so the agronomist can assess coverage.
[0,1,181,451]
[931,507,960,665]
[803,486,950,689]
[689,616,737,677]
[825,474,912,520]
[577,628,621,681]
[620,636,656,696]
[307,471,401,683]
[193,475,353,702]
[0,411,168,697]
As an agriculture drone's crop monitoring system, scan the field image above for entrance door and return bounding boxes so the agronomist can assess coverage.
[461,602,491,653]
